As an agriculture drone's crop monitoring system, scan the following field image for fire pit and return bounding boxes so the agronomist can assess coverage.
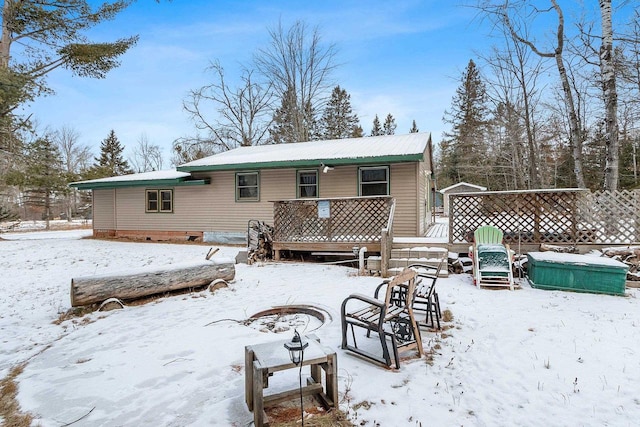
[248,304,331,334]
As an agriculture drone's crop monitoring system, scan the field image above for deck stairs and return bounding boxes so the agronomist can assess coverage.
[366,238,449,277]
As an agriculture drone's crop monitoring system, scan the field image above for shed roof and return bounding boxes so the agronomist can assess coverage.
[178,133,431,172]
[439,182,487,194]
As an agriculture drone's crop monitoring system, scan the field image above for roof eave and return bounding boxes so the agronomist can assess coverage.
[177,153,424,172]
[69,178,210,190]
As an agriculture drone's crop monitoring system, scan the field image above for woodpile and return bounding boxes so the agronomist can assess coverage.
[600,247,640,282]
[247,220,273,264]
[540,243,578,254]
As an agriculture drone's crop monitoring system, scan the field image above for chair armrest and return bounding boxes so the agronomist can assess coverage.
[343,293,385,309]
[374,281,388,299]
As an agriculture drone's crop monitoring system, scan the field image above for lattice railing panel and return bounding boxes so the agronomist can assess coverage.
[450,189,640,246]
[273,196,393,244]
[450,190,581,244]
[575,190,640,244]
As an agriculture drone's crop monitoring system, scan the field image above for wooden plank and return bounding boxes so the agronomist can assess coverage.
[245,346,255,411]
[311,252,357,256]
[273,242,381,252]
[326,353,338,407]
[253,360,265,427]
[626,280,640,289]
[263,382,323,406]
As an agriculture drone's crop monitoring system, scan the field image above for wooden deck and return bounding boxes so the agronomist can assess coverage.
[425,221,448,239]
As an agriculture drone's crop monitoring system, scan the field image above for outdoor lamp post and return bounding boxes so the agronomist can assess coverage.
[284,329,308,365]
[284,329,309,425]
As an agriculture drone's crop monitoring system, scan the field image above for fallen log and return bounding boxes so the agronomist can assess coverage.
[71,259,235,307]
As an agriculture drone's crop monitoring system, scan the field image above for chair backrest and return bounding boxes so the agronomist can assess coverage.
[408,262,442,299]
[383,267,418,308]
[474,225,504,245]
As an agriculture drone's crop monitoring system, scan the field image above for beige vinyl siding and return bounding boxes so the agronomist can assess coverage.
[389,163,418,237]
[207,169,297,232]
[318,166,358,197]
[114,186,217,231]
[93,189,116,229]
[417,157,431,235]
[95,162,424,237]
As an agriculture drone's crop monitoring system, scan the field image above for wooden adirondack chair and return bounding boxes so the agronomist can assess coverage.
[472,225,515,290]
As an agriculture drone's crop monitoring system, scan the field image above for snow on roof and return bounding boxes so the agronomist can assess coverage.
[179,133,430,168]
[528,251,629,268]
[70,169,190,186]
[440,182,487,193]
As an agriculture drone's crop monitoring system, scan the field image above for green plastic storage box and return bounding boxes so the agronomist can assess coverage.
[527,252,628,296]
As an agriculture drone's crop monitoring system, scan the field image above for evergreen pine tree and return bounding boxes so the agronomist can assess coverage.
[319,86,361,139]
[269,88,317,143]
[370,115,383,136]
[269,91,296,144]
[383,113,397,135]
[14,137,67,228]
[88,130,132,178]
[409,120,419,133]
[439,59,491,187]
[351,125,364,138]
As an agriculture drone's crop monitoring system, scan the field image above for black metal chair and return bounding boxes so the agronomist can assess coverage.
[406,262,444,330]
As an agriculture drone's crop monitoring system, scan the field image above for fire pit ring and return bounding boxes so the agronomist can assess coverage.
[248,304,332,333]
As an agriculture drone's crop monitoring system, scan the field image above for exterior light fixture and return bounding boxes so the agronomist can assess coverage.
[321,163,334,173]
[284,329,308,365]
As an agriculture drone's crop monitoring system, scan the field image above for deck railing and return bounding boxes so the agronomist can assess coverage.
[449,188,640,249]
[272,196,395,256]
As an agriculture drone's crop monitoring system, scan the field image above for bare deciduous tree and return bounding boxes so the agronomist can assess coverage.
[255,20,337,143]
[130,133,163,173]
[482,27,546,189]
[598,0,619,190]
[175,61,273,160]
[478,0,587,188]
[53,125,91,219]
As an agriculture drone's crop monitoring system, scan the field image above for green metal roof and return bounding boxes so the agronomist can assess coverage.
[70,177,209,190]
[178,153,424,172]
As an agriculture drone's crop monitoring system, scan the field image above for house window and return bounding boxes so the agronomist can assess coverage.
[359,166,389,196]
[146,189,173,213]
[297,170,318,198]
[236,172,259,201]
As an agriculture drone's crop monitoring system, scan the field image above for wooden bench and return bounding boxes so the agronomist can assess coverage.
[340,268,423,368]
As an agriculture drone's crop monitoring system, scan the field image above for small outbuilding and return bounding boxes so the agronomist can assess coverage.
[440,182,487,216]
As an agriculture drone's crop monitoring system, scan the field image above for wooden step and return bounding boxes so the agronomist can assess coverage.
[390,247,448,259]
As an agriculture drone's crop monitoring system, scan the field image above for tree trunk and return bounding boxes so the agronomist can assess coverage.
[70,259,236,306]
[599,0,619,191]
[0,0,12,69]
[500,0,586,188]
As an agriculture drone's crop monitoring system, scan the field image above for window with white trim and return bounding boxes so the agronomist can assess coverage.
[146,189,173,213]
[236,172,259,201]
[297,170,318,198]
[359,166,389,196]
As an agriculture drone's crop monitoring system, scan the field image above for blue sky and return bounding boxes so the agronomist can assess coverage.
[21,1,509,165]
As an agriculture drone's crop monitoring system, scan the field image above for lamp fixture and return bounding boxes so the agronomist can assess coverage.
[321,163,334,173]
[284,329,308,365]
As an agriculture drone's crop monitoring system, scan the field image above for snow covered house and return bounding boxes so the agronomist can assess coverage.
[70,133,435,244]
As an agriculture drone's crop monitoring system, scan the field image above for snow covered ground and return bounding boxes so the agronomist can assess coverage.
[2,229,640,426]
